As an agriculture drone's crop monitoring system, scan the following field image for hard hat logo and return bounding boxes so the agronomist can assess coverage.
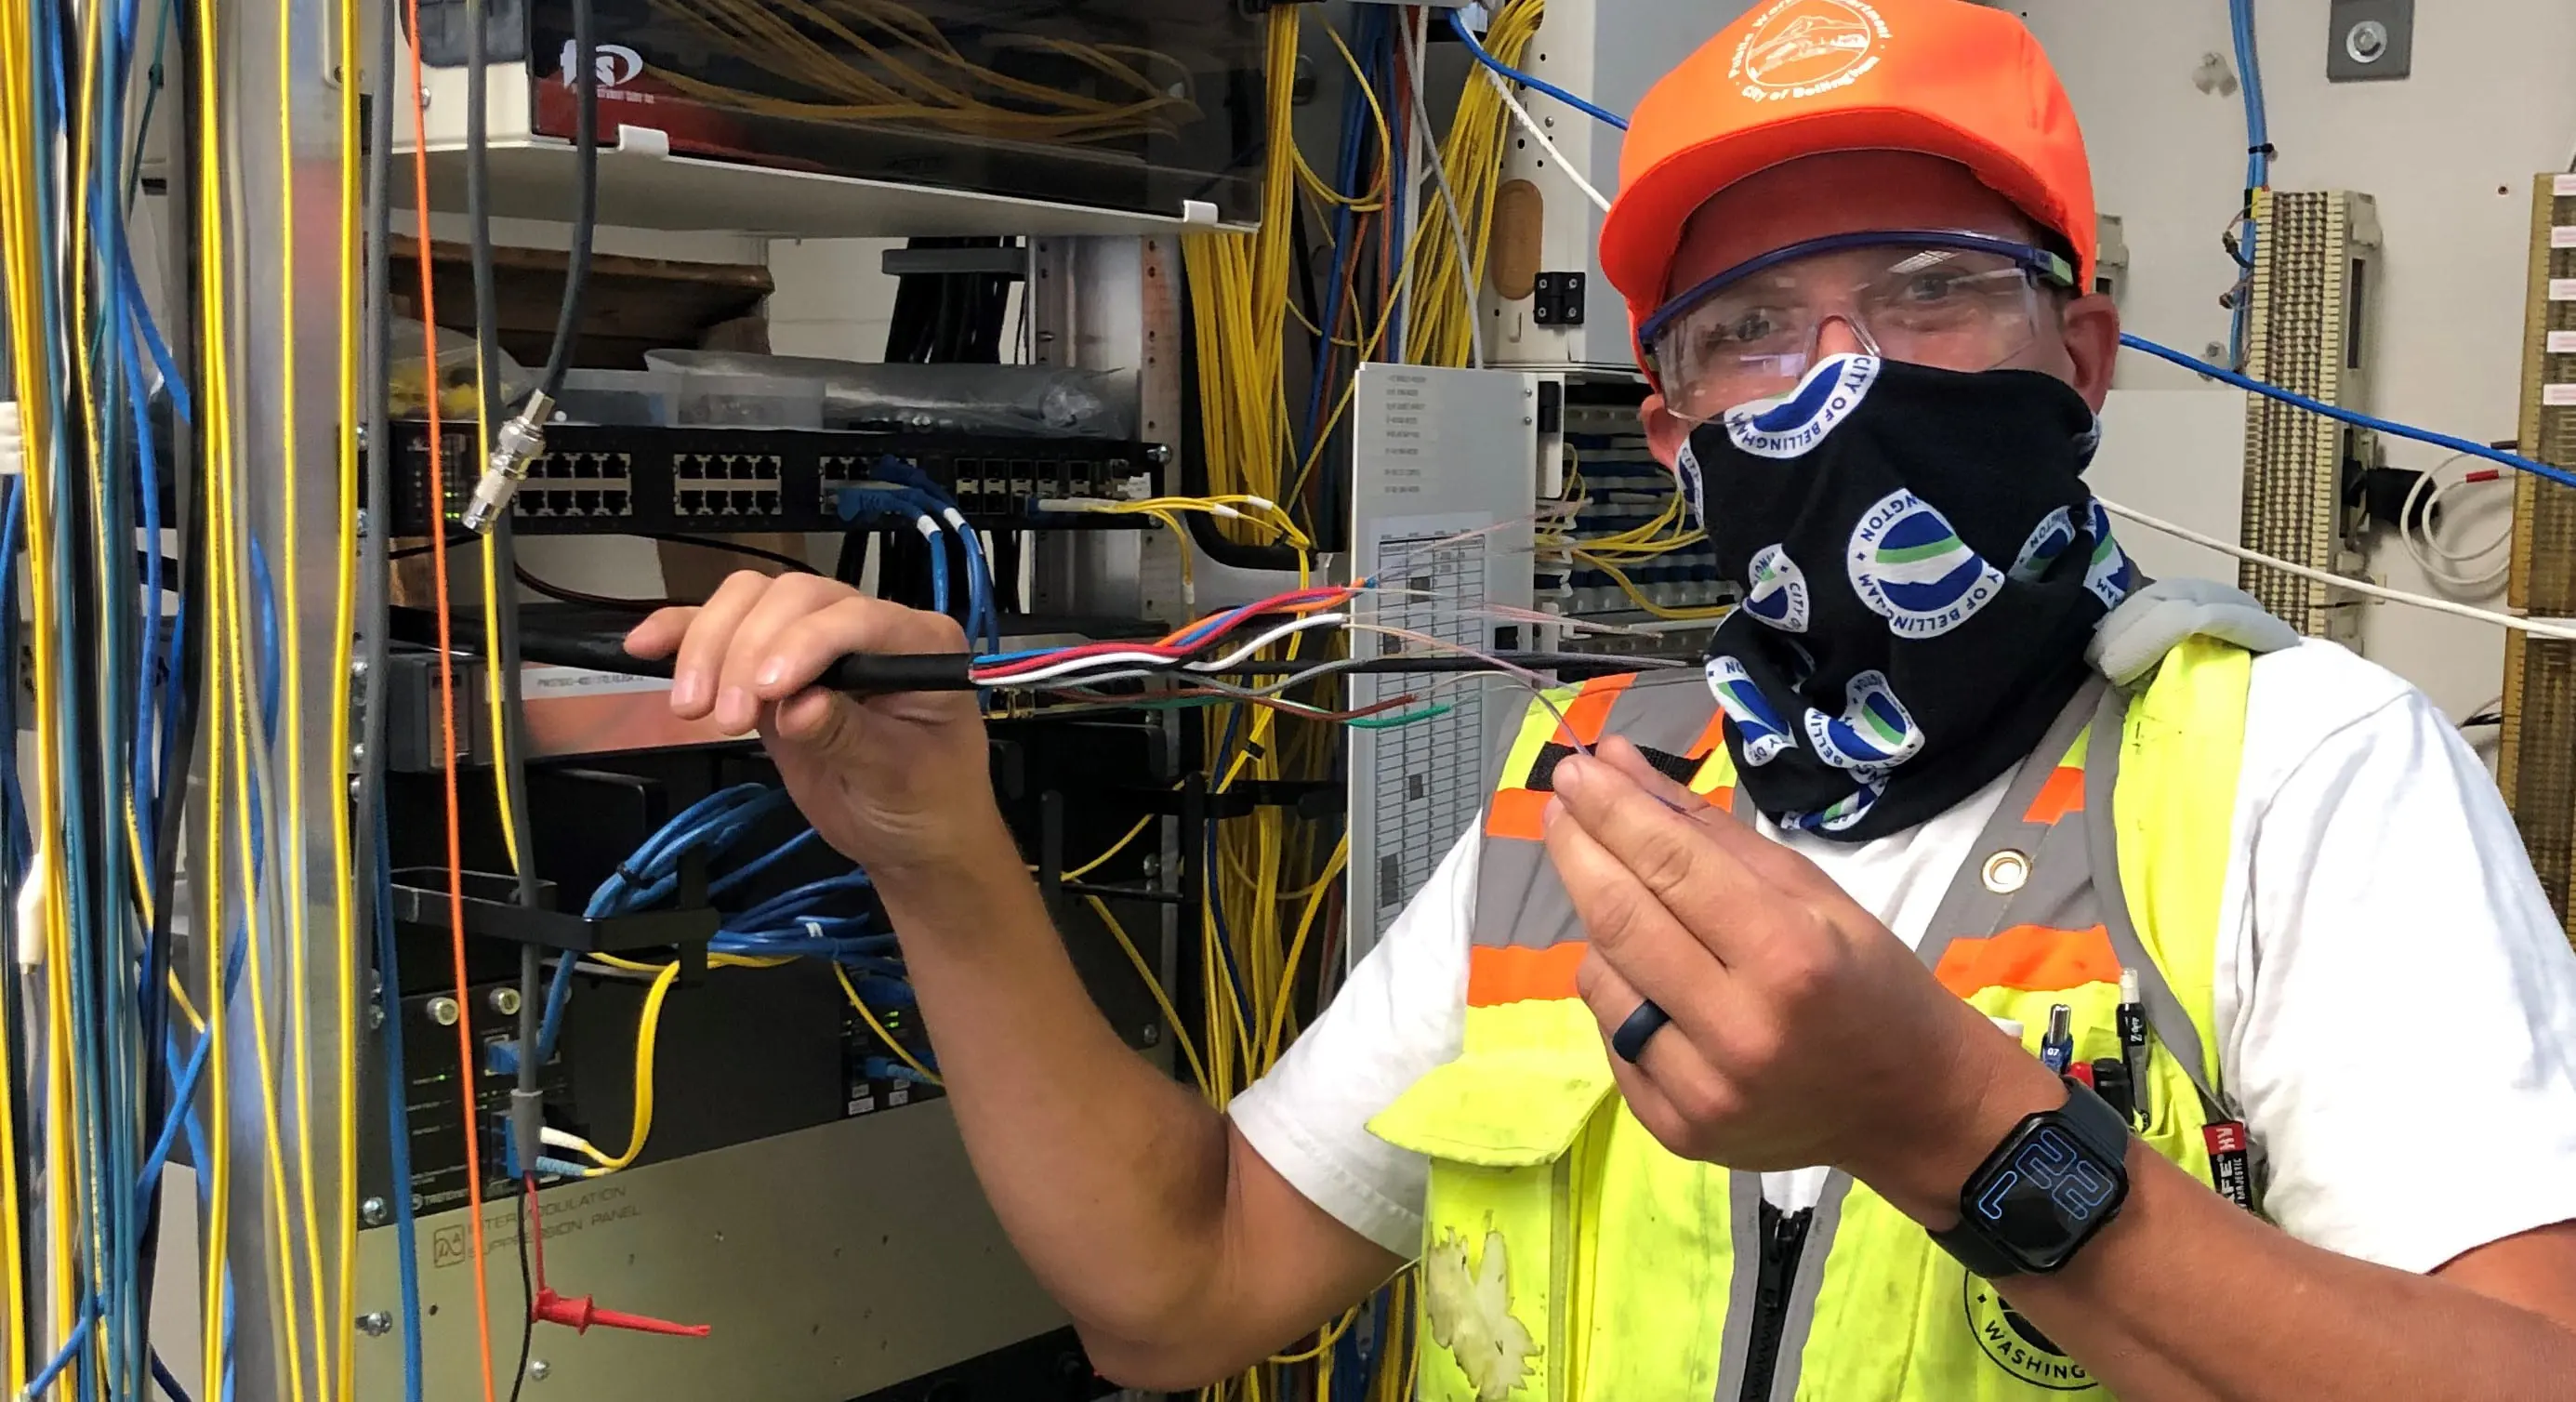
[1731,0,1890,100]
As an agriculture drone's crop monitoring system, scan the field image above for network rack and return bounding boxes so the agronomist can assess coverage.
[384,420,1166,536]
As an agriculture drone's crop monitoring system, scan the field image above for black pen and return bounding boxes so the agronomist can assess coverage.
[2117,968,2151,1128]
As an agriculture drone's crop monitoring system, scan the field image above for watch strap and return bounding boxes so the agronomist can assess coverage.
[1929,1078,2131,1278]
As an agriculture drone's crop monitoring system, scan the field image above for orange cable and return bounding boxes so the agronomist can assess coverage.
[402,7,500,1395]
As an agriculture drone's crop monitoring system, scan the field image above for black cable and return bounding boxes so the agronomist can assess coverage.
[509,1182,535,1402]
[135,0,215,1327]
[534,0,599,401]
[636,533,818,574]
[466,0,500,429]
[514,562,673,611]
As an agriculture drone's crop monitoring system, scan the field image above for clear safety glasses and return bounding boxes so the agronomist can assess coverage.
[1637,231,2079,424]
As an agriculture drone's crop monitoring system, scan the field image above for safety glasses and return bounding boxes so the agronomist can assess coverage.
[1637,230,2078,424]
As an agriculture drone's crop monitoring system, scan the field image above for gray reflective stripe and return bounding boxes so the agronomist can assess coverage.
[1472,828,1578,952]
[1914,678,2108,972]
[1759,1173,1854,1402]
[2081,681,2227,1116]
[1710,1171,1765,1402]
[1472,672,1724,953]
[1604,670,1729,757]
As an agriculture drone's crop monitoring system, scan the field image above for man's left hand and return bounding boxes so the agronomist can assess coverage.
[1541,737,2063,1226]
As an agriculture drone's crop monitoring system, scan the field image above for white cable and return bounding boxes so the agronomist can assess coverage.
[2096,498,2576,641]
[2399,469,2512,593]
[975,613,1351,688]
[1488,71,1611,215]
[1408,7,1485,367]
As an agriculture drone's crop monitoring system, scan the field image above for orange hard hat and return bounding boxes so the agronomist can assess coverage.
[1599,0,2095,339]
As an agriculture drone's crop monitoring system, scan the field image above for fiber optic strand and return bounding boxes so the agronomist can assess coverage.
[401,0,505,1382]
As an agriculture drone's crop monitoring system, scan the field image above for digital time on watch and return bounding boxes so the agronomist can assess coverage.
[1930,1077,2133,1277]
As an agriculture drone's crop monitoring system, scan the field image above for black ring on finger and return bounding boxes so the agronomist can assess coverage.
[1610,999,1671,1065]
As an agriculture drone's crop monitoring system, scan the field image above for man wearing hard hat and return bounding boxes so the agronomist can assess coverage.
[634,1,2576,1395]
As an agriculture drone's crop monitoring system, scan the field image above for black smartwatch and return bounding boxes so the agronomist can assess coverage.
[1930,1078,2132,1277]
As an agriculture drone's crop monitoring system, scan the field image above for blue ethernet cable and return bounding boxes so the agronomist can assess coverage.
[1447,8,1628,130]
[2120,335,2576,491]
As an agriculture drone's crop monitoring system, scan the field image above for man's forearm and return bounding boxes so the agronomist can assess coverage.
[2002,1145,2576,1402]
[870,817,1235,1350]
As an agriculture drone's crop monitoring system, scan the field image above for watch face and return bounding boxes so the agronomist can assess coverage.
[1967,1120,2129,1273]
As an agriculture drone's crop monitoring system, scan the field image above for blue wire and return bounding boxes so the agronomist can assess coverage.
[22,1296,102,1398]
[707,827,821,900]
[1447,8,1628,130]
[374,805,428,1401]
[1303,7,1374,460]
[2118,334,2576,490]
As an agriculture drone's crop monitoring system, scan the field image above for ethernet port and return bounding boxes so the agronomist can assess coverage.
[755,490,780,516]
[603,489,629,516]
[714,490,737,515]
[1010,460,1037,500]
[574,490,601,516]
[573,455,601,479]
[680,489,707,517]
[1051,459,1074,497]
[730,489,758,516]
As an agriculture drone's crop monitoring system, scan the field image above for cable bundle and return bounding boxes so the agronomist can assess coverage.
[643,0,1196,143]
[0,0,367,1393]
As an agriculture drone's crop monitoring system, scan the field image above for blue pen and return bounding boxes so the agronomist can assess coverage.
[2041,1004,2074,1074]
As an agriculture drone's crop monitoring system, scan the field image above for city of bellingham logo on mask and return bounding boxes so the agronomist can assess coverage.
[1729,0,1890,102]
[1848,488,2007,638]
[1704,655,1794,766]
[1742,544,1811,632]
[1723,353,1881,459]
[2010,506,2079,583]
[1965,1277,2098,1391]
[1803,669,1922,773]
[2083,500,2140,609]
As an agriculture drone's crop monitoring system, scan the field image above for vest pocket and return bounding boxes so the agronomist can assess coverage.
[1373,1044,1616,1402]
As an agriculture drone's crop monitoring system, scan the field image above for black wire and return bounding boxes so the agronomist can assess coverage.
[135,0,215,1328]
[535,0,599,400]
[509,1182,535,1402]
[636,533,819,573]
[515,562,673,611]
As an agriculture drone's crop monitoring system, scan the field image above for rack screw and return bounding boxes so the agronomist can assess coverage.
[489,987,522,1016]
[427,997,459,1027]
[361,1197,389,1226]
[356,1313,392,1338]
[526,1359,551,1382]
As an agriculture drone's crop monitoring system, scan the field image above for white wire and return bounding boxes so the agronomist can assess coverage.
[1488,71,1611,216]
[2398,460,2512,593]
[1409,7,1484,368]
[973,613,1350,688]
[2096,498,2576,642]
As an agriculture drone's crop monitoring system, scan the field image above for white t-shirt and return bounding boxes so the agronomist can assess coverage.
[1232,640,2576,1274]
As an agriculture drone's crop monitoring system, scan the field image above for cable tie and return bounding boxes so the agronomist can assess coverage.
[2248,143,2278,157]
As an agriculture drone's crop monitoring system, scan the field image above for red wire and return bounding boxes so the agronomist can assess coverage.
[403,4,499,1392]
[969,588,1357,682]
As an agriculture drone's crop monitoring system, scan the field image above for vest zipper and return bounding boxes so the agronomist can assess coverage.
[1738,1201,1813,1402]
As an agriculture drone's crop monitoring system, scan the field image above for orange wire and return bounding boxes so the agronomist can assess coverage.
[403,7,500,1396]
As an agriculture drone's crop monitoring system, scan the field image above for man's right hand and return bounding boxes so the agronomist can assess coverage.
[623,570,999,881]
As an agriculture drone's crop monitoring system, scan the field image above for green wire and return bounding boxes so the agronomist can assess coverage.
[1345,703,1454,730]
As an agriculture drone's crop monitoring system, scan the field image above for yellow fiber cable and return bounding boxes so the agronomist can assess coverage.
[1082,894,1208,1097]
[187,0,240,1375]
[834,962,944,1087]
[331,0,365,1380]
[1262,837,1348,1066]
[1063,813,1153,881]
[591,959,683,1171]
[270,0,335,1382]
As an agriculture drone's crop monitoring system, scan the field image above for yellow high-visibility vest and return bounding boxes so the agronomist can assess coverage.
[1371,636,2256,1401]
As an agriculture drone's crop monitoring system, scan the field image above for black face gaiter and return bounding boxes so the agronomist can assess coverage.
[1676,354,2136,840]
